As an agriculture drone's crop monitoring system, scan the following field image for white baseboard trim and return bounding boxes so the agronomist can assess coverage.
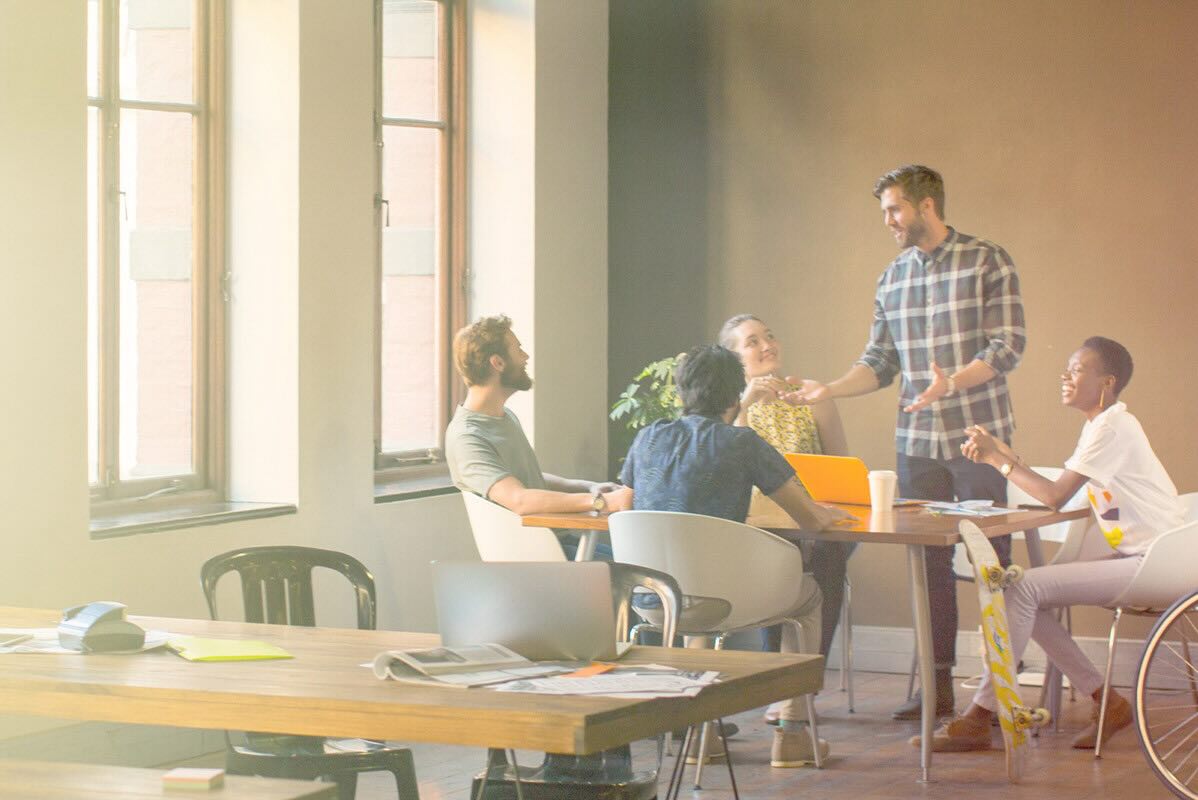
[826,624,1145,689]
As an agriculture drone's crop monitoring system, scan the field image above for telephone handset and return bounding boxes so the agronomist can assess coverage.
[58,601,146,652]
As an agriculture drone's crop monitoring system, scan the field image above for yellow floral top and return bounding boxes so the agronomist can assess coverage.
[746,398,822,455]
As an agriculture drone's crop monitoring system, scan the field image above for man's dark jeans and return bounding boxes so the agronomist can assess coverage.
[897,453,1010,671]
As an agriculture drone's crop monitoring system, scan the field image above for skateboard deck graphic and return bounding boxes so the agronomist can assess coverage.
[958,520,1050,782]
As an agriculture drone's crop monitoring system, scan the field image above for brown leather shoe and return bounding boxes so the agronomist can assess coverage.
[1071,691,1133,749]
[909,715,992,752]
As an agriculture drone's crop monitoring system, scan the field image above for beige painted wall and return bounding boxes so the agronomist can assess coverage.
[610,0,1198,636]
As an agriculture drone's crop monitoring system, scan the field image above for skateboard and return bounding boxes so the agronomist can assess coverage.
[958,520,1050,782]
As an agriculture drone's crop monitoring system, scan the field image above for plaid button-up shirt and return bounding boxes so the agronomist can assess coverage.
[857,228,1026,460]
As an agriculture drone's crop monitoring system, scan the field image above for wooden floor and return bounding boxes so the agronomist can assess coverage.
[179,670,1176,799]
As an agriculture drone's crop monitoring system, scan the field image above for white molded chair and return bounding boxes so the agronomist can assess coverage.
[1095,515,1198,757]
[460,492,567,562]
[608,510,825,775]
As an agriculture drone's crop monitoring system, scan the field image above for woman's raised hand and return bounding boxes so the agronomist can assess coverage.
[742,375,791,407]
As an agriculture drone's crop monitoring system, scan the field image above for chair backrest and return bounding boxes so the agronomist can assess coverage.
[200,546,376,629]
[460,491,566,562]
[608,510,805,632]
[1181,492,1198,523]
[1112,520,1198,610]
[608,561,682,645]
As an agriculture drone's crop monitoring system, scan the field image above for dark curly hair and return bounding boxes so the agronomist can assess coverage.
[674,345,746,417]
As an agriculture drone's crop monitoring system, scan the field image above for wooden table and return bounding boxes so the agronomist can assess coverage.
[0,758,336,799]
[0,608,822,757]
[523,503,1090,781]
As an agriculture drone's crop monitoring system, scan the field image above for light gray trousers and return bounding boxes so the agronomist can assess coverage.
[973,554,1140,711]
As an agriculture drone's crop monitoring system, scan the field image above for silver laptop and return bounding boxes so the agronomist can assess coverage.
[432,561,618,661]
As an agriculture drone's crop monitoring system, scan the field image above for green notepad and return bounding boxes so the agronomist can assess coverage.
[167,636,293,662]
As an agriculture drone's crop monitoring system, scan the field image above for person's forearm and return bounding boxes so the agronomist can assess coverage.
[812,401,849,456]
[949,359,998,393]
[542,473,594,493]
[501,487,595,515]
[976,448,1086,510]
[827,364,881,399]
[770,479,829,531]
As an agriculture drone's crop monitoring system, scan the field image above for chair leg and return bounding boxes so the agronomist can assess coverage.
[804,694,824,769]
[333,772,357,800]
[907,645,918,701]
[1095,607,1123,759]
[390,749,421,800]
[692,633,728,788]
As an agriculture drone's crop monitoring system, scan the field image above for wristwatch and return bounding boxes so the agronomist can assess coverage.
[999,461,1015,478]
[591,492,608,513]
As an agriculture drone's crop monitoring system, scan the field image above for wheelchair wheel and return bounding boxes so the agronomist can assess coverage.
[1136,590,1198,799]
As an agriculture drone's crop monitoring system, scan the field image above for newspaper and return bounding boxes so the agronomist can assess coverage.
[492,665,720,698]
[372,643,574,688]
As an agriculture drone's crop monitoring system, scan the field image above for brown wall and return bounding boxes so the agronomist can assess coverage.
[610,0,1198,638]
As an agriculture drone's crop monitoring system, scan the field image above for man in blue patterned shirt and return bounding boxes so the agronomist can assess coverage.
[796,165,1026,720]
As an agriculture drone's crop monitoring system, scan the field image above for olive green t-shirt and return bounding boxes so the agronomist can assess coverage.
[445,405,546,499]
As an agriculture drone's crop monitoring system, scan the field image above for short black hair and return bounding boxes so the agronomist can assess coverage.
[1082,336,1134,396]
[674,345,746,417]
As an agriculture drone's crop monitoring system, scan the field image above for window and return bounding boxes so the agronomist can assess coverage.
[374,0,466,480]
[88,0,224,505]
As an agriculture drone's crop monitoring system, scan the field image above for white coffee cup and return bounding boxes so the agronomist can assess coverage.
[868,469,898,515]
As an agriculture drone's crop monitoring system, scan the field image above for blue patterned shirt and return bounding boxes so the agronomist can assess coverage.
[620,415,794,521]
[857,228,1026,459]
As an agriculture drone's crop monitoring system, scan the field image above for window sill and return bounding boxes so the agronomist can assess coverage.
[374,463,458,503]
[90,501,297,540]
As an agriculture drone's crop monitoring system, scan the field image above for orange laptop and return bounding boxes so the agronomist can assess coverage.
[783,453,920,506]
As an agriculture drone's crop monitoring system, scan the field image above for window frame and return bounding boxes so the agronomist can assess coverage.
[372,0,467,481]
[88,0,227,510]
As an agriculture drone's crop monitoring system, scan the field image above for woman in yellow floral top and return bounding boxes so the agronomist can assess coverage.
[720,314,854,714]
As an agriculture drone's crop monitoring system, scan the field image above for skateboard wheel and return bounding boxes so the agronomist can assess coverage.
[1004,564,1024,585]
[1012,710,1032,729]
[1029,708,1050,726]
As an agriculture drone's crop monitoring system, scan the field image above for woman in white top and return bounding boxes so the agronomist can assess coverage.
[924,336,1184,753]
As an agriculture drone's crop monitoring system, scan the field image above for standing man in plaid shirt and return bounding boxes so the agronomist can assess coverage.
[796,165,1026,720]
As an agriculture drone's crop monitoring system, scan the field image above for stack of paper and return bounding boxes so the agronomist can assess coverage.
[492,665,720,698]
[923,500,1013,517]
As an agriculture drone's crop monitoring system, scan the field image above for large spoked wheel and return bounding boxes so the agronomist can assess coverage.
[1136,591,1198,799]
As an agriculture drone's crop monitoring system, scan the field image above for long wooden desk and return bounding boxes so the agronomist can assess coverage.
[0,758,336,800]
[523,503,1089,781]
[0,608,823,757]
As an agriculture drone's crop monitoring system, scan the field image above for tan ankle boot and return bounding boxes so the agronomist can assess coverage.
[1071,691,1133,749]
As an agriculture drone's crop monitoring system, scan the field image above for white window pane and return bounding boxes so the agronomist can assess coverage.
[87,0,101,98]
[380,126,442,453]
[88,108,101,485]
[382,0,440,121]
[118,109,194,479]
[119,0,194,104]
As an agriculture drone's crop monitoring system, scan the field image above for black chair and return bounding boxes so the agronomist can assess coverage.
[200,546,420,800]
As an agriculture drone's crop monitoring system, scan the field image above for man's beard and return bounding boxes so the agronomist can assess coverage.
[899,212,929,249]
[501,363,533,391]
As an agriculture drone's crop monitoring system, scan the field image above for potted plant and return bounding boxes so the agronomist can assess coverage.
[609,355,683,433]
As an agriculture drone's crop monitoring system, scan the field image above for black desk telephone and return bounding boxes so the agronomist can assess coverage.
[58,601,146,652]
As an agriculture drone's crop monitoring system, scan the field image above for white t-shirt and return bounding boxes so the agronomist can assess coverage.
[1064,402,1183,556]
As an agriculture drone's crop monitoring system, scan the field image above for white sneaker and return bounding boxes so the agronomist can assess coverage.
[770,728,830,767]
